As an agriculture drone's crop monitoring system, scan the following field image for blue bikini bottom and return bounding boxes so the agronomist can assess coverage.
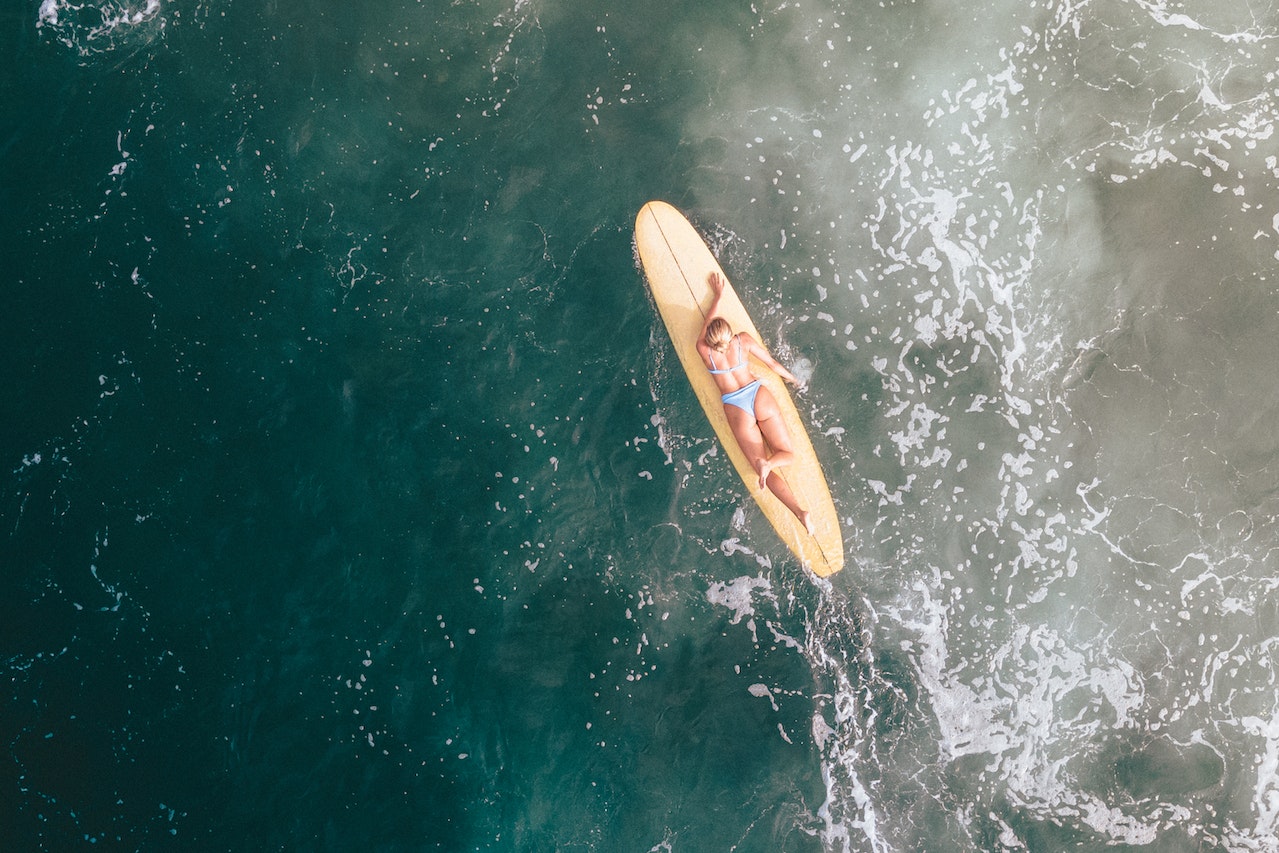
[721,380,762,417]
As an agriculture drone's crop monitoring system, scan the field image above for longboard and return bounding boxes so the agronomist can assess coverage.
[635,200,844,577]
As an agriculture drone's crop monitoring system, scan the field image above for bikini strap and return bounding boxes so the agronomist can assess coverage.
[707,335,746,374]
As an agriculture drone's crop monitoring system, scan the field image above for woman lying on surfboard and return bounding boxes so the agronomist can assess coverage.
[697,271,813,535]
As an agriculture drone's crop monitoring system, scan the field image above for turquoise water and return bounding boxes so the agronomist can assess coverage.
[7,0,1279,849]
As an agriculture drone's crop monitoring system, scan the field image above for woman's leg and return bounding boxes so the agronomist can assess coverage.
[751,385,796,486]
[752,389,811,532]
[724,404,769,478]
[725,393,811,532]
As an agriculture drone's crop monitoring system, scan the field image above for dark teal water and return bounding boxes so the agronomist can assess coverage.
[7,0,1279,850]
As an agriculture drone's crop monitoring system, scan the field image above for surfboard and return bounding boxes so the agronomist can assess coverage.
[635,200,844,577]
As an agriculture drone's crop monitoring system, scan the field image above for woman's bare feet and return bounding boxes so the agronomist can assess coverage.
[800,511,814,536]
[756,457,774,490]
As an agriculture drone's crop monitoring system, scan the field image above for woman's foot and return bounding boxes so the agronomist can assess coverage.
[800,510,814,536]
[757,457,774,490]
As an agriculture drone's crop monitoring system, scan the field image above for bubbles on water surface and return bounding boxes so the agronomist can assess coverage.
[15,0,1279,846]
[37,0,164,57]
[683,0,1279,848]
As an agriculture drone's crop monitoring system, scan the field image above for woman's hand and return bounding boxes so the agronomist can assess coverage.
[773,358,808,392]
[708,270,726,295]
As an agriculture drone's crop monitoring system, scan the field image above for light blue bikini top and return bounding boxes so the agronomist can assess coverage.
[707,337,746,374]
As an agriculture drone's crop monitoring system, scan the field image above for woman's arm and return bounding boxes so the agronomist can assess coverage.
[699,271,728,342]
[743,333,801,385]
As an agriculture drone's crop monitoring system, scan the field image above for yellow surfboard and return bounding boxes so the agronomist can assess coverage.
[635,200,844,577]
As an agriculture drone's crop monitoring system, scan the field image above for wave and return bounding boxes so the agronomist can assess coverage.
[37,0,164,58]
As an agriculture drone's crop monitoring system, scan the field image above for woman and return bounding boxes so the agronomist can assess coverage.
[697,271,813,535]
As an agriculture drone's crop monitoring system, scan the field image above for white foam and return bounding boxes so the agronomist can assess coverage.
[705,574,771,628]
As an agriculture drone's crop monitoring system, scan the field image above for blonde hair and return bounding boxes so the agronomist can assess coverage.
[704,318,733,351]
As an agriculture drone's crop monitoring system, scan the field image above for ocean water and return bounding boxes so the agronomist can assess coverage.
[6,0,1279,849]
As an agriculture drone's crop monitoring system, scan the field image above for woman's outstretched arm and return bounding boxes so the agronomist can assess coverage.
[699,270,728,342]
[743,333,801,386]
